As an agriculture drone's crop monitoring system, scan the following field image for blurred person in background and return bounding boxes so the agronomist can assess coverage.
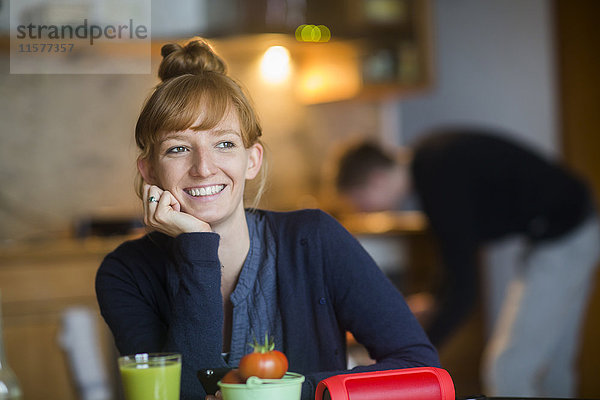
[336,127,600,397]
[95,38,440,400]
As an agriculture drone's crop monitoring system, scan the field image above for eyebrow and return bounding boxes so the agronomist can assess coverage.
[160,132,186,142]
[208,129,242,138]
[160,129,241,142]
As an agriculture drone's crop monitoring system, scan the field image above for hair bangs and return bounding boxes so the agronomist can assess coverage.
[188,78,230,133]
[137,74,239,155]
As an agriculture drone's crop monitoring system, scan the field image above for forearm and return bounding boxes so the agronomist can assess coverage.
[164,233,224,358]
[163,233,230,400]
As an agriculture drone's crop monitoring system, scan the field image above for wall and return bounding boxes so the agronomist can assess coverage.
[400,0,558,155]
[0,57,154,242]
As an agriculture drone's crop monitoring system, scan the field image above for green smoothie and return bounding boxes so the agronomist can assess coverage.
[119,357,181,400]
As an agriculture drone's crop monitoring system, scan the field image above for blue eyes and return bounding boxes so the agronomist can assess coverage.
[166,142,236,154]
[168,146,188,153]
[217,141,235,149]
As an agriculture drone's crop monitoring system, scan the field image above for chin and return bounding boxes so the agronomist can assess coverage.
[190,210,225,224]
[181,193,245,227]
[188,205,239,227]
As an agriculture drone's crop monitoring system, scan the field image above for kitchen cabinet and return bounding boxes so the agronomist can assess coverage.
[306,0,434,98]
[205,0,434,102]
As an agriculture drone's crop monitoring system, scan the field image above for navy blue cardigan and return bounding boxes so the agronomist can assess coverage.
[96,209,439,399]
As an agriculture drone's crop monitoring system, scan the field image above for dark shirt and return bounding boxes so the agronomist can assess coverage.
[96,209,440,400]
[410,130,591,346]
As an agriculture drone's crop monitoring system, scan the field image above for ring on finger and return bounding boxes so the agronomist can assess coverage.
[148,196,159,203]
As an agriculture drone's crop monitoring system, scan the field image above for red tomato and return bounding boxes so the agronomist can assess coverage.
[221,369,246,384]
[239,349,288,380]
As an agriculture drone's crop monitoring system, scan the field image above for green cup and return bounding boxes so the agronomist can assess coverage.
[218,372,305,400]
[118,353,182,400]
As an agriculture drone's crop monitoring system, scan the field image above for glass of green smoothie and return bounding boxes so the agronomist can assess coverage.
[118,353,182,400]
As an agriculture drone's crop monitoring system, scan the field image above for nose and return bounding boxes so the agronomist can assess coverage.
[190,147,217,177]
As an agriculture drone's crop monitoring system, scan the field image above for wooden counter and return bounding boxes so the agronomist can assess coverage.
[0,235,136,400]
[337,210,428,235]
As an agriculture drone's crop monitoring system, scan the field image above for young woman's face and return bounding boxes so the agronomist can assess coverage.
[141,107,262,227]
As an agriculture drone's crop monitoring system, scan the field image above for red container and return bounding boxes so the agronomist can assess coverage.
[315,367,455,400]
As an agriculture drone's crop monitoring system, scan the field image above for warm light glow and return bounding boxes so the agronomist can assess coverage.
[298,63,360,103]
[297,62,360,103]
[295,40,361,104]
[260,46,291,84]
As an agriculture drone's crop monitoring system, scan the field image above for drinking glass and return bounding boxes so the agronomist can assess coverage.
[118,353,181,400]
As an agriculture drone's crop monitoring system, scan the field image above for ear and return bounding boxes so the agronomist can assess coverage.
[137,157,158,185]
[245,143,264,180]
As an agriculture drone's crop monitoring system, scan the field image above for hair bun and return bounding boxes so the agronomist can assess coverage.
[160,43,182,59]
[158,38,227,82]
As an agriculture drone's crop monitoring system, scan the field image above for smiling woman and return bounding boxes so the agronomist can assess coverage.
[95,37,440,400]
[138,106,263,232]
[134,40,267,211]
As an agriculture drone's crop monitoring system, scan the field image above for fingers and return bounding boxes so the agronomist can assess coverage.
[141,184,211,236]
[142,184,164,227]
[205,391,222,400]
[152,191,179,225]
[144,186,175,228]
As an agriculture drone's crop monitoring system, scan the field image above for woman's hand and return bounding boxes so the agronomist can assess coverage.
[205,390,222,400]
[143,184,211,236]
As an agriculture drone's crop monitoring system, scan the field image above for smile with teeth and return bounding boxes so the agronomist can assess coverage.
[186,185,225,197]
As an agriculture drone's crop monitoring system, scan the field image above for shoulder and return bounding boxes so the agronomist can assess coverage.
[412,130,546,167]
[98,231,170,276]
[111,231,168,258]
[411,131,515,188]
[412,131,476,170]
[253,209,361,263]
